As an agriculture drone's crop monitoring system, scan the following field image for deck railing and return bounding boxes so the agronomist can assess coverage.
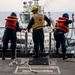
[0,27,75,54]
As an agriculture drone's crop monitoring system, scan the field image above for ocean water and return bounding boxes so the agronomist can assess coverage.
[0,12,75,39]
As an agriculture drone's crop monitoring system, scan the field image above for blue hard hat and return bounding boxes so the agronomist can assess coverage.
[62,13,69,18]
[10,12,17,16]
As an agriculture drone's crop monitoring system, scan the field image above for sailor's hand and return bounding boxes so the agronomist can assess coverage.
[48,27,53,32]
[72,13,74,16]
[21,28,27,32]
[21,29,25,32]
[46,24,50,27]
[44,24,50,27]
[23,28,27,30]
[28,29,30,32]
[46,24,49,26]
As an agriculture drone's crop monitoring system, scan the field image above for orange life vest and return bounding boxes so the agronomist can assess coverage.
[5,16,18,30]
[56,17,69,33]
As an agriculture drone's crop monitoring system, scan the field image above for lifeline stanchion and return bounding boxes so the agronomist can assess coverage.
[71,14,74,37]
[25,32,28,54]
[49,32,51,57]
[48,12,56,54]
[71,13,75,58]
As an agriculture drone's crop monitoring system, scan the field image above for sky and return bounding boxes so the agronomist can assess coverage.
[0,0,75,12]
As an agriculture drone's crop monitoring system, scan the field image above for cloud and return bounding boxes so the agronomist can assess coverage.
[44,0,75,12]
[0,0,27,11]
[0,0,75,12]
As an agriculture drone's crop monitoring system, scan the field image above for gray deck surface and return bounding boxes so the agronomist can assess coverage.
[0,57,75,75]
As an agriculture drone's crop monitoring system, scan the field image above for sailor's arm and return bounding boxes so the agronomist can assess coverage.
[27,18,34,32]
[16,22,22,32]
[65,13,74,25]
[44,15,51,26]
[65,20,73,25]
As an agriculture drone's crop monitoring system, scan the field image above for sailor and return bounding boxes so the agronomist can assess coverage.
[2,12,23,60]
[27,6,51,58]
[54,13,74,60]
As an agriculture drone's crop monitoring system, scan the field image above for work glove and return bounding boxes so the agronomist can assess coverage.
[28,29,30,32]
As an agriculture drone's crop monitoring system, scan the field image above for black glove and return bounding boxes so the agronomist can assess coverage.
[28,29,30,32]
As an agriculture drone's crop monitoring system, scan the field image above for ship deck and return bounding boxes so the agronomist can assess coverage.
[0,28,75,75]
[0,56,75,75]
[0,50,75,75]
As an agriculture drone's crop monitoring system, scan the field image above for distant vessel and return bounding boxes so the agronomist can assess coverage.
[0,0,75,54]
[15,0,75,53]
[17,0,51,51]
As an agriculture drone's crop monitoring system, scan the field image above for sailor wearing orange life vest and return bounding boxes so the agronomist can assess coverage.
[54,13,74,60]
[2,12,22,60]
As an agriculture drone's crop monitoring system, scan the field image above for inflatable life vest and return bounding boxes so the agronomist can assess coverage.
[5,16,18,30]
[56,17,69,33]
[32,14,44,30]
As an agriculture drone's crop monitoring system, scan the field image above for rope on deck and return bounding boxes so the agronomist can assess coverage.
[9,58,38,73]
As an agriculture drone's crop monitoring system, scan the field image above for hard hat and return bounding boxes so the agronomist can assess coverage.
[31,6,38,11]
[11,12,17,16]
[62,13,69,18]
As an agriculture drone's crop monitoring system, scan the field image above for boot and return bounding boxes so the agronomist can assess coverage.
[11,49,15,59]
[33,51,39,58]
[63,55,68,60]
[33,54,39,58]
[40,49,45,53]
[2,50,5,60]
[62,50,68,60]
[55,49,59,55]
[62,53,68,60]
